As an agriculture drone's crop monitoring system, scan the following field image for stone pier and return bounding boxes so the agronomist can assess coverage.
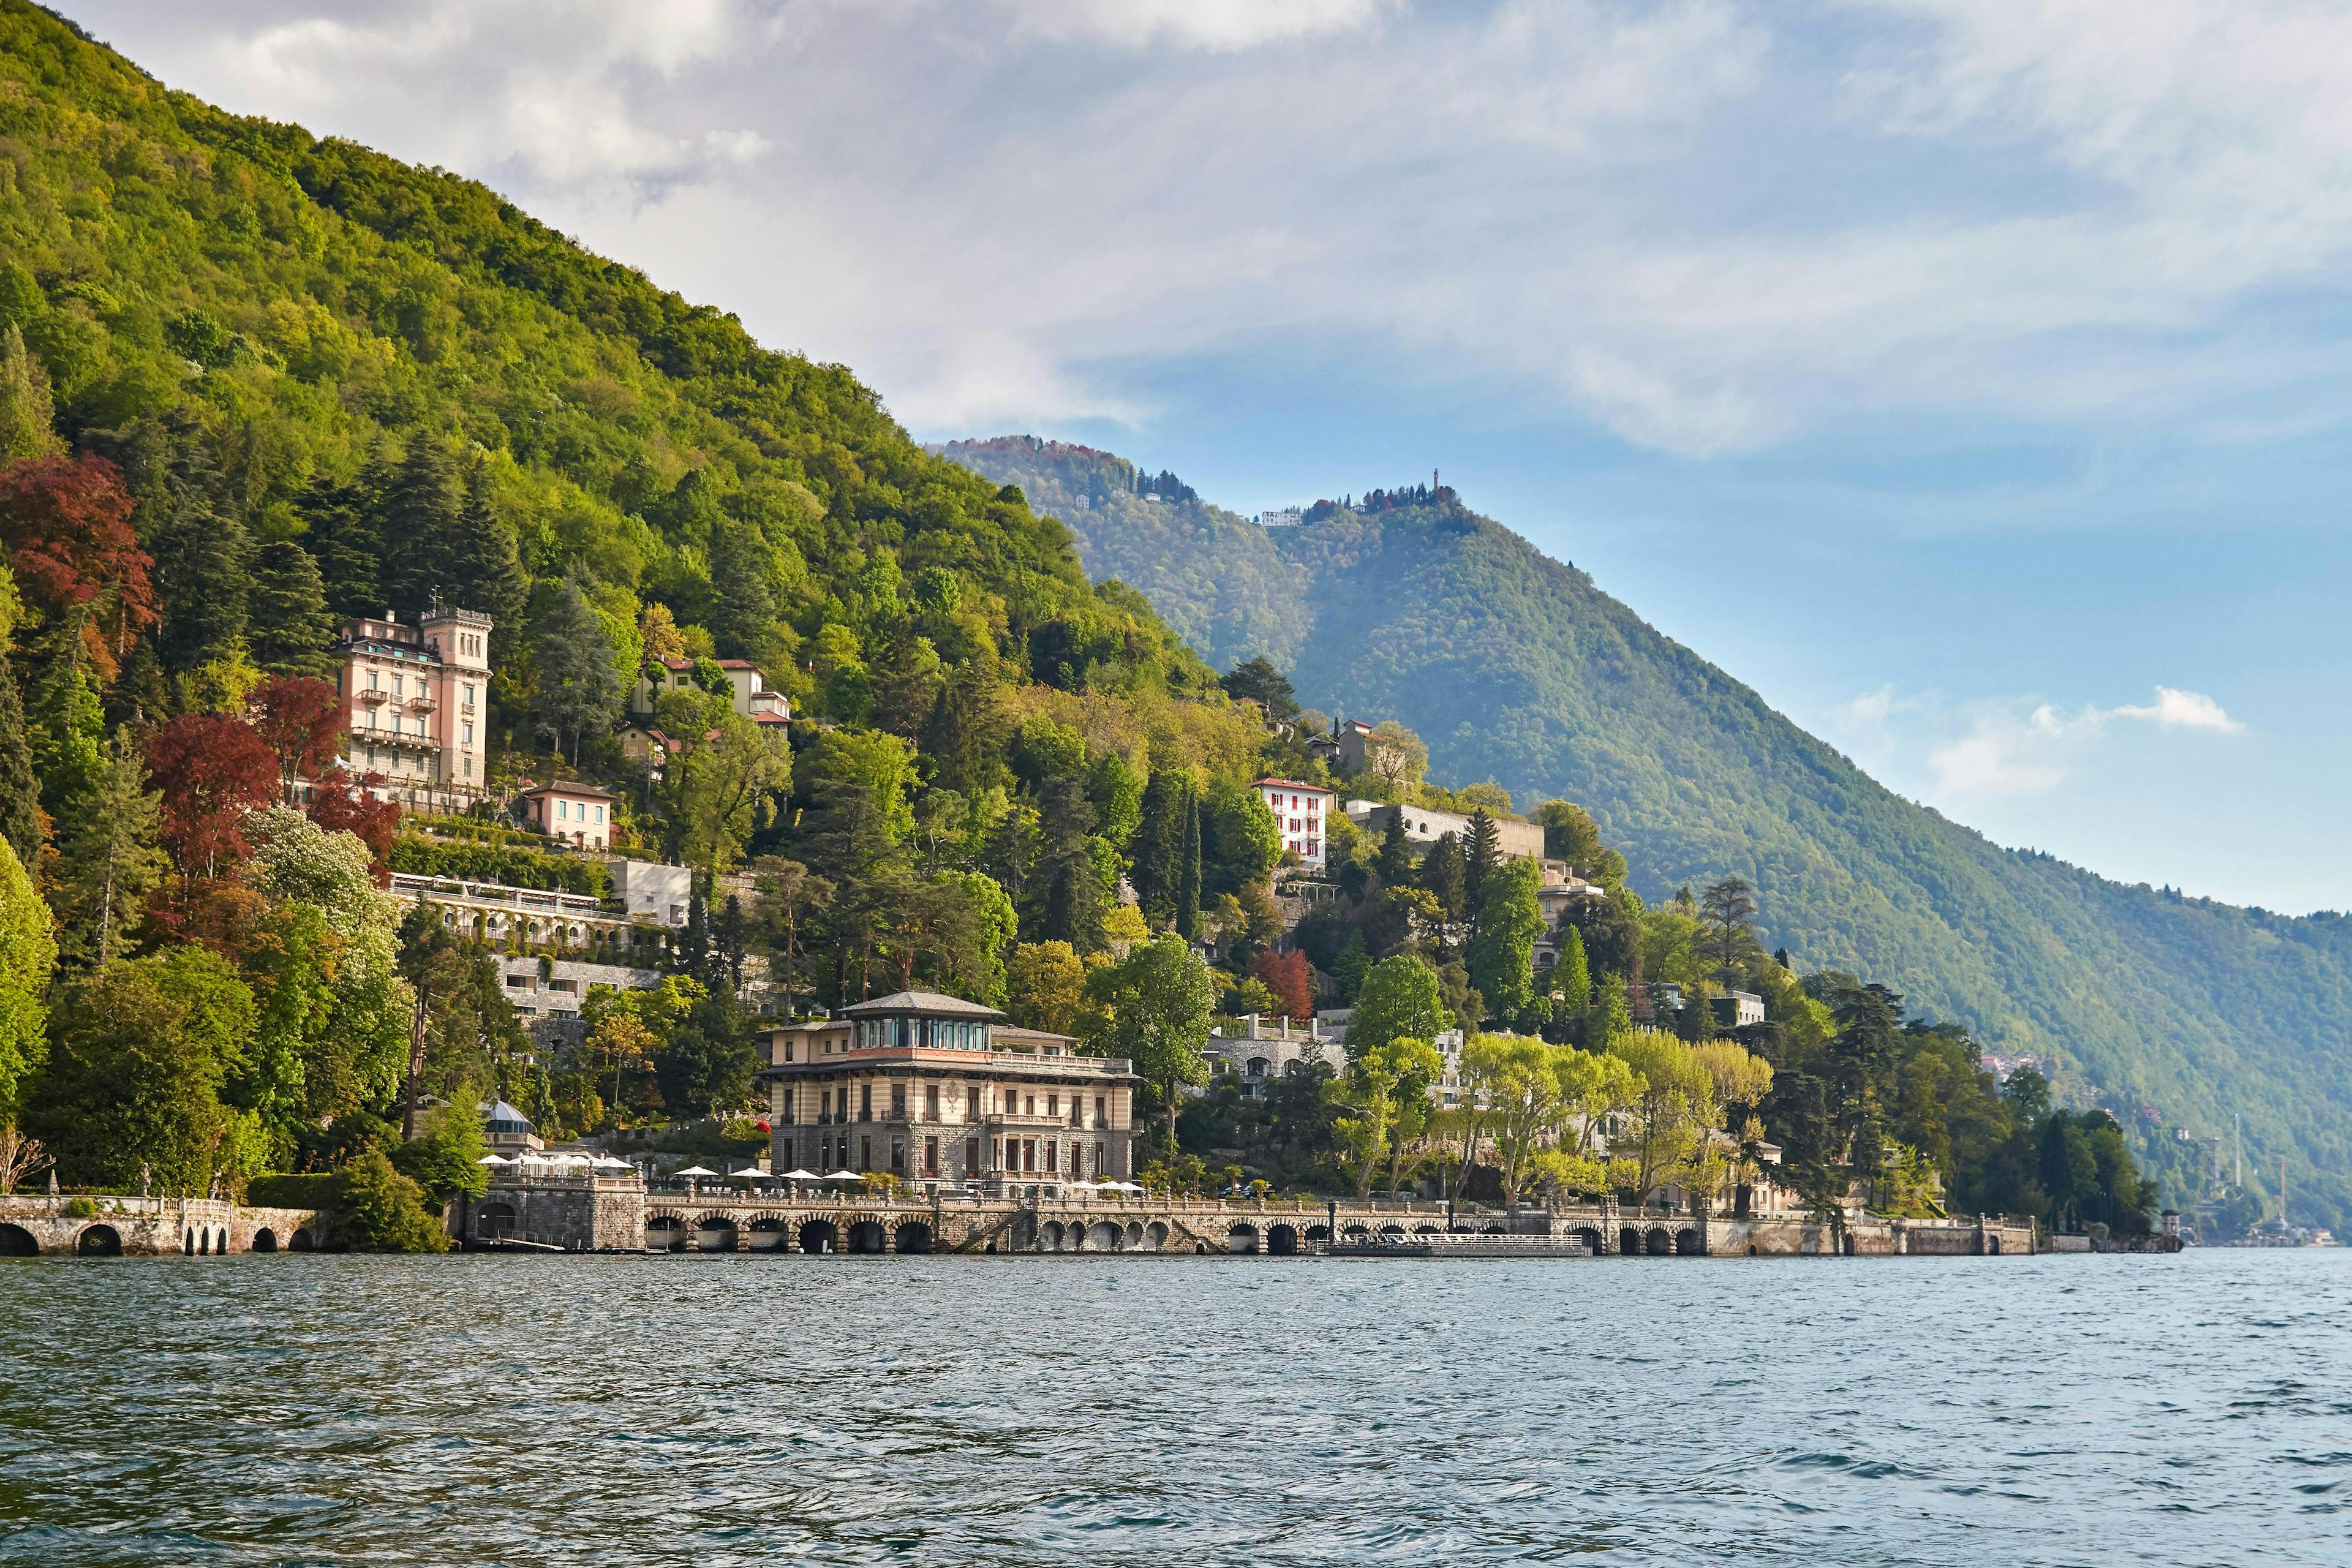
[454,1176,2039,1260]
[0,1195,322,1257]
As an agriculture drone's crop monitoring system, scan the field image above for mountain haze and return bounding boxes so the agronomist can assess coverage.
[943,437,2352,1230]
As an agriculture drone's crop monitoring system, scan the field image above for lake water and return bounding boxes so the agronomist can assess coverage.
[3,1246,2348,1566]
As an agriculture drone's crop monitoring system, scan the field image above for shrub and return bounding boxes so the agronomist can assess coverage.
[388,838,611,896]
[330,1149,450,1253]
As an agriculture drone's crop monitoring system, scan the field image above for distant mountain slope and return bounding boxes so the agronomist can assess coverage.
[946,436,2352,1229]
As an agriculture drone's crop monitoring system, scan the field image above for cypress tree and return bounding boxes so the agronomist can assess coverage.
[1132,769,1183,927]
[1375,809,1413,888]
[1464,809,1500,911]
[530,570,622,764]
[1175,783,1201,940]
[1560,924,1592,1012]
[447,467,527,647]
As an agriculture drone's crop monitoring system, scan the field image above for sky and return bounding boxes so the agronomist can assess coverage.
[61,0,2352,913]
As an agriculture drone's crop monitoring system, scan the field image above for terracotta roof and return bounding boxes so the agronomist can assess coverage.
[520,780,618,800]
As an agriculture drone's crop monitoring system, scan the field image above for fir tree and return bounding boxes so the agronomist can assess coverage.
[1375,809,1414,889]
[448,464,527,644]
[246,540,337,679]
[707,515,776,658]
[1464,809,1500,912]
[58,728,168,966]
[377,439,465,614]
[300,469,383,620]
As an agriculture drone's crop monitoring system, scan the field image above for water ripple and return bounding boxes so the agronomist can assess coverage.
[2,1250,2350,1564]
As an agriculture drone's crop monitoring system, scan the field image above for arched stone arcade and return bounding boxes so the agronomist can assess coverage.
[0,1223,36,1257]
[77,1224,122,1256]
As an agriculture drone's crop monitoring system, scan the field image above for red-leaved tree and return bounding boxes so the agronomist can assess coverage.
[145,714,280,878]
[0,453,156,676]
[250,676,347,799]
[1251,948,1316,1022]
[306,766,400,869]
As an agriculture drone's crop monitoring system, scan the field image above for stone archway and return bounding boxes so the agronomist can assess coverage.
[1645,1227,1672,1256]
[1412,1224,1442,1235]
[77,1224,123,1257]
[290,1228,315,1252]
[846,1219,888,1254]
[644,1213,685,1252]
[694,1215,738,1253]
[1572,1226,1603,1256]
[1986,1234,2002,1256]
[747,1217,788,1252]
[894,1221,933,1254]
[1619,1227,1642,1256]
[1266,1223,1300,1256]
[184,1227,197,1255]
[252,1228,279,1253]
[1144,1220,1169,1250]
[1841,1232,1858,1257]
[214,1228,229,1254]
[476,1201,519,1242]
[1041,1220,1067,1252]
[1226,1223,1259,1255]
[799,1219,839,1254]
[1674,1227,1702,1256]
[1124,1221,1144,1250]
[1088,1220,1123,1251]
[1305,1224,1332,1243]
[0,1223,36,1257]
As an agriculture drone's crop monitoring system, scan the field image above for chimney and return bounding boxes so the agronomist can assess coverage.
[384,609,397,624]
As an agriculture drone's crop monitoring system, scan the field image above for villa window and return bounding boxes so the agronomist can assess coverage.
[1095,1095,1107,1128]
[925,1085,940,1120]
[891,1084,907,1120]
[861,1084,873,1120]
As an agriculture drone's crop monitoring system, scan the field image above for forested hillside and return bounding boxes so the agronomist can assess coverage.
[947,435,2352,1231]
[0,3,1266,1204]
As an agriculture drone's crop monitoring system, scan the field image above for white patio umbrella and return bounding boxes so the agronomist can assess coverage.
[589,1155,633,1170]
[476,1154,513,1166]
[778,1169,821,1181]
[822,1169,864,1182]
[671,1165,718,1178]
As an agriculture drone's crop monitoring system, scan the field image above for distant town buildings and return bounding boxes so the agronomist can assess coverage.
[1343,799,1546,861]
[1254,778,1334,873]
[1258,507,1303,527]
[518,780,617,851]
[333,606,493,810]
[630,657,793,728]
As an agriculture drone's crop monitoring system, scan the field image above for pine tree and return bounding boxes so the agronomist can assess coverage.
[530,570,623,764]
[0,324,60,461]
[59,728,168,965]
[246,541,337,679]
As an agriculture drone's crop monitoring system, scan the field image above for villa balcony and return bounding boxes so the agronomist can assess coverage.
[407,693,437,714]
[356,688,389,706]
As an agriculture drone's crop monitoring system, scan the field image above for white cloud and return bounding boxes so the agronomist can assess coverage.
[1846,684,2244,801]
[995,0,1395,52]
[2111,686,2244,733]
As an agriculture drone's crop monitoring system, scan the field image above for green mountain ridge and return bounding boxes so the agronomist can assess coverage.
[940,436,2352,1231]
